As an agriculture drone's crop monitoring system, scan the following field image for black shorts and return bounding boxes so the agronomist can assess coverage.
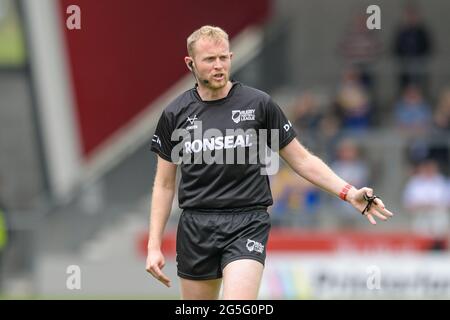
[176,206,271,280]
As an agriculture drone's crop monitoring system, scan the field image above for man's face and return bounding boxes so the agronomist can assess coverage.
[191,37,232,90]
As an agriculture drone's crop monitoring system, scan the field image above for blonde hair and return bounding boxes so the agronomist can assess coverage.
[187,25,229,57]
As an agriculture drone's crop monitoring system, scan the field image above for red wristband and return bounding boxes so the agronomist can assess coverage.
[339,184,353,201]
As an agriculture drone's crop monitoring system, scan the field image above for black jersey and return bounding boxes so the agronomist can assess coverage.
[150,81,297,209]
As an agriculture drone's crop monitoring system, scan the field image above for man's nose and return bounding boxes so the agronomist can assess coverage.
[213,59,223,69]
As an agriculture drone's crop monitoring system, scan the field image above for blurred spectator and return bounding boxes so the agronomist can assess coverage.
[331,138,370,187]
[406,137,449,177]
[329,138,370,228]
[406,138,432,165]
[393,2,433,92]
[433,87,450,132]
[428,87,450,176]
[270,163,320,227]
[402,159,449,250]
[290,92,324,150]
[333,68,373,131]
[291,92,323,132]
[394,84,432,133]
[338,12,382,91]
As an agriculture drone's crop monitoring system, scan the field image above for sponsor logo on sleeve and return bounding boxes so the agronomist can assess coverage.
[152,135,161,147]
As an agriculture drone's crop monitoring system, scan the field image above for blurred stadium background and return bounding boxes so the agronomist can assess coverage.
[1,0,450,299]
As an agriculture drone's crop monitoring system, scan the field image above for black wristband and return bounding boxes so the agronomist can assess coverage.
[361,193,379,215]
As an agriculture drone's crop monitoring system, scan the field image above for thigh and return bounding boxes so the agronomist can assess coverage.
[176,212,222,280]
[180,277,222,300]
[220,211,271,271]
[220,211,270,299]
[222,259,264,299]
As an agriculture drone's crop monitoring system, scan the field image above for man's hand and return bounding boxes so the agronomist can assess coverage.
[146,248,171,287]
[347,187,394,225]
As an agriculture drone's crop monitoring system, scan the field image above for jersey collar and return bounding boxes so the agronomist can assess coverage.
[193,80,240,105]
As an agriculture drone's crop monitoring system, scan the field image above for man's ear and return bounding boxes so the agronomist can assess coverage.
[184,57,193,71]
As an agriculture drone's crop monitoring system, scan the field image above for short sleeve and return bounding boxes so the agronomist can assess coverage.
[264,98,297,150]
[150,111,175,162]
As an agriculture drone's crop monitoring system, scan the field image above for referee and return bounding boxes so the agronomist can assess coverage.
[146,25,393,299]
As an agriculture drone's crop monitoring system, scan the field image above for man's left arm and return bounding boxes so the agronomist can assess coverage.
[279,139,394,225]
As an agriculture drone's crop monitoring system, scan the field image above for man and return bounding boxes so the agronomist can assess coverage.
[146,25,393,299]
[393,3,433,92]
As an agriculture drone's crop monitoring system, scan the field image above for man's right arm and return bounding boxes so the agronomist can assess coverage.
[146,155,177,287]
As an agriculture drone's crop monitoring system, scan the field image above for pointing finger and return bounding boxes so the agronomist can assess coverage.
[373,198,394,217]
[369,208,387,221]
[366,213,377,225]
[153,266,171,287]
